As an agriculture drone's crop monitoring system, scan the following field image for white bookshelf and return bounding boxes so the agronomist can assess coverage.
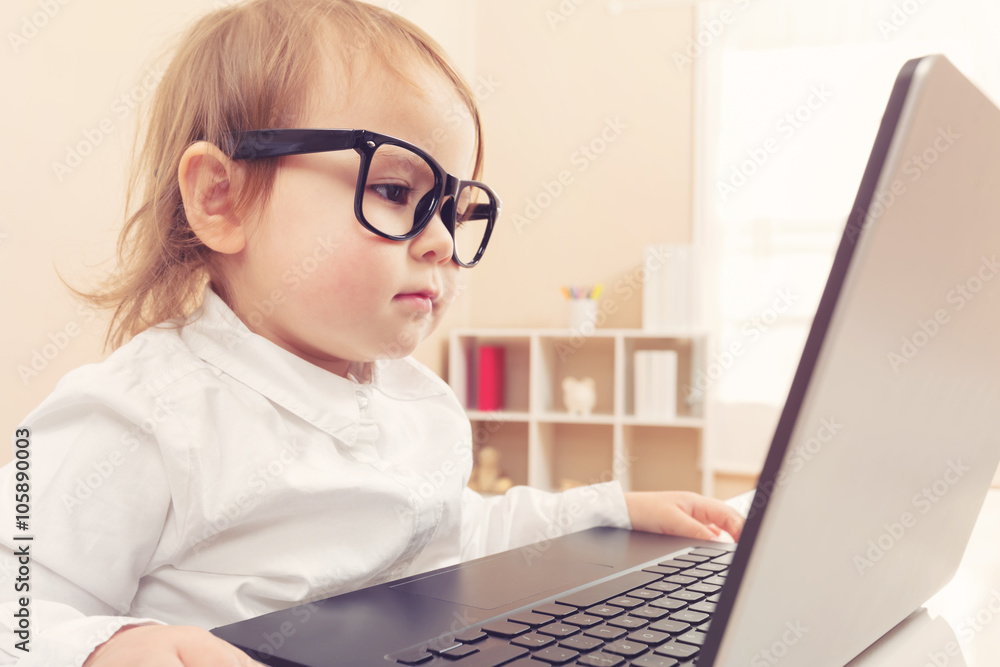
[448,328,714,496]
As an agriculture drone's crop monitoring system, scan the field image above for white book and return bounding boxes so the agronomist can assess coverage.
[634,350,678,419]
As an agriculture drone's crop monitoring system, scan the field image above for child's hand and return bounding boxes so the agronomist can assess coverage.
[84,624,265,667]
[624,490,744,542]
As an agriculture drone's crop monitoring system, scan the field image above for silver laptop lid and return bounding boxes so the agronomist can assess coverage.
[701,55,1000,666]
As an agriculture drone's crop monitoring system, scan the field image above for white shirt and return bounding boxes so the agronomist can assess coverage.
[0,289,631,666]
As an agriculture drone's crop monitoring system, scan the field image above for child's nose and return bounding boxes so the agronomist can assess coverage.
[408,209,454,265]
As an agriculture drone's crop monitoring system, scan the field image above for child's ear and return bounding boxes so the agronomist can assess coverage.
[177,141,248,254]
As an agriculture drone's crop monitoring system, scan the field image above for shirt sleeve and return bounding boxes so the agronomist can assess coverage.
[0,380,174,666]
[459,482,632,561]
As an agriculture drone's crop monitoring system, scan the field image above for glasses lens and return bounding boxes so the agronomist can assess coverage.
[453,184,493,265]
[361,143,437,237]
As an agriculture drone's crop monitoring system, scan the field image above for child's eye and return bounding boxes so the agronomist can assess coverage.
[368,183,413,206]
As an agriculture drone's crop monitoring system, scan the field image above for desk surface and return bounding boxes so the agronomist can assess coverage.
[847,488,999,666]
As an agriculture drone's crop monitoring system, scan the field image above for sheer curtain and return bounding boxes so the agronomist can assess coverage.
[693,0,1000,485]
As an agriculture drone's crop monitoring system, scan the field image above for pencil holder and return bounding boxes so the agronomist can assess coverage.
[569,299,598,333]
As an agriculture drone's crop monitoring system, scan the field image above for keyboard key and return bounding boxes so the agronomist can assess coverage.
[511,632,555,649]
[508,611,553,627]
[627,629,670,646]
[697,562,728,572]
[670,610,709,625]
[631,656,680,667]
[481,621,529,638]
[584,624,627,641]
[646,582,680,594]
[531,646,580,664]
[449,643,529,666]
[714,553,734,565]
[680,569,713,579]
[689,601,717,614]
[674,554,710,563]
[606,596,643,609]
[563,614,602,628]
[556,571,661,609]
[577,653,625,667]
[677,630,709,646]
[641,565,679,576]
[690,547,730,558]
[537,622,579,638]
[629,589,663,600]
[558,634,604,652]
[454,629,487,643]
[438,644,479,660]
[649,598,686,611]
[602,639,648,657]
[394,647,433,664]
[629,606,671,621]
[703,576,727,587]
[688,583,721,594]
[648,619,690,635]
[532,602,576,618]
[606,615,648,630]
[663,575,697,586]
[654,641,699,659]
[667,590,705,603]
[585,605,624,618]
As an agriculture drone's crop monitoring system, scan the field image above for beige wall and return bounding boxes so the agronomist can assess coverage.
[1,0,694,465]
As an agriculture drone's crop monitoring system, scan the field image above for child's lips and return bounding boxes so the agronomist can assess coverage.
[393,291,437,312]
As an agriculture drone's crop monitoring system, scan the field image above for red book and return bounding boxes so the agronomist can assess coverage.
[477,345,506,411]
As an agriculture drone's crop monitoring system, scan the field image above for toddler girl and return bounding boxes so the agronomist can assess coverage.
[0,1,742,665]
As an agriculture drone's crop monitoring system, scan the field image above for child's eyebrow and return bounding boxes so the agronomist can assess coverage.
[370,147,431,177]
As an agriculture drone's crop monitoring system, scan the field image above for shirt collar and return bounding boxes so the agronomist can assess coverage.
[175,288,380,441]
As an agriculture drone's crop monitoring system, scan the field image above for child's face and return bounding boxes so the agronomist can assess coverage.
[223,62,477,377]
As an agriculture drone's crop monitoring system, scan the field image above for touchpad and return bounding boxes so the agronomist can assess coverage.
[391,551,613,610]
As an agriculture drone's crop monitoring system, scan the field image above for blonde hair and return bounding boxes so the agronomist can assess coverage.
[84,0,484,349]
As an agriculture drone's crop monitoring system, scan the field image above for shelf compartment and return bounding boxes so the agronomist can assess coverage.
[470,418,530,489]
[450,334,531,413]
[623,425,701,493]
[536,335,615,416]
[538,422,615,492]
[624,337,702,419]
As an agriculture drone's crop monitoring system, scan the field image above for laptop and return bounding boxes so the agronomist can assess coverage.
[211,54,1000,666]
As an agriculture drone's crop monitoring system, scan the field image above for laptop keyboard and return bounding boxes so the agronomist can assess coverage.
[389,545,735,667]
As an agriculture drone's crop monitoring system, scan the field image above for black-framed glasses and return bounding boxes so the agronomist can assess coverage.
[225,128,500,267]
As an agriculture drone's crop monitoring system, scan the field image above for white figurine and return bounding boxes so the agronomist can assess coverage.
[562,376,597,416]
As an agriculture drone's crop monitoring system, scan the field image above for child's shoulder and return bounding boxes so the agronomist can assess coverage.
[31,322,217,422]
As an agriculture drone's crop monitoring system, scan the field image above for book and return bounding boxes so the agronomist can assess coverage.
[634,350,678,419]
[476,345,506,411]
